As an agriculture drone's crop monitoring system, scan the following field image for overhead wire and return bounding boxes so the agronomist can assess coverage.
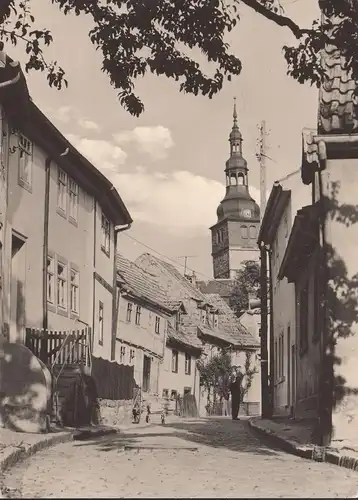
[122,233,214,281]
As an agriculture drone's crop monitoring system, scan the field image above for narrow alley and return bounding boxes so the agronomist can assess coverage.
[2,418,358,498]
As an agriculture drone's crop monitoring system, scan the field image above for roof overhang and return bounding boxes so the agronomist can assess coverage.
[25,103,132,225]
[257,183,291,246]
[301,130,358,186]
[278,204,320,283]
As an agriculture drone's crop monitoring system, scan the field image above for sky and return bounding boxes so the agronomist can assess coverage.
[11,0,320,280]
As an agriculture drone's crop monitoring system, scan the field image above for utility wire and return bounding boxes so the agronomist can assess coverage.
[122,233,213,281]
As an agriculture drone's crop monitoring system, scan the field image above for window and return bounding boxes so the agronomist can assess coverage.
[299,283,309,354]
[171,349,179,373]
[135,305,141,325]
[120,345,126,364]
[18,134,32,190]
[274,340,278,382]
[70,269,79,314]
[241,225,248,239]
[170,390,178,400]
[98,301,104,346]
[162,389,169,398]
[185,353,191,375]
[279,334,284,379]
[129,349,135,364]
[47,256,55,304]
[69,179,79,222]
[175,311,181,331]
[57,262,68,310]
[155,316,160,334]
[57,168,67,214]
[201,309,206,324]
[238,173,244,185]
[126,302,133,322]
[213,313,218,329]
[249,225,256,239]
[101,214,110,255]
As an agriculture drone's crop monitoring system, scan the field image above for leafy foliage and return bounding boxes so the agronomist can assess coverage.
[230,260,261,317]
[1,1,358,116]
[197,351,232,401]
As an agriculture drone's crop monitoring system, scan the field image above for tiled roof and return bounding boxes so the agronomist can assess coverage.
[197,279,234,298]
[318,15,358,134]
[135,253,208,303]
[117,254,179,312]
[204,294,259,348]
[166,323,202,352]
[301,128,319,185]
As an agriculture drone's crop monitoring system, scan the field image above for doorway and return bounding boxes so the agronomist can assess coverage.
[291,344,296,414]
[10,232,27,343]
[142,355,151,393]
[287,325,291,408]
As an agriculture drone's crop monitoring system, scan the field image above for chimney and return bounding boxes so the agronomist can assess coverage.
[185,271,197,286]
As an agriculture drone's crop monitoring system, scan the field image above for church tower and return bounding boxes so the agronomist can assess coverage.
[210,99,260,279]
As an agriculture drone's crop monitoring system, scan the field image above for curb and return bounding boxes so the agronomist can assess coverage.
[249,418,358,473]
[0,430,74,474]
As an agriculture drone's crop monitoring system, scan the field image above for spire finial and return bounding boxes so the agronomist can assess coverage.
[233,97,237,125]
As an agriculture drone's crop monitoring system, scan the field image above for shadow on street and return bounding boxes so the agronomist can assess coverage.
[73,417,283,457]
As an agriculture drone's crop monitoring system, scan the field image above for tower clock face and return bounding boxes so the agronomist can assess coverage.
[242,209,252,218]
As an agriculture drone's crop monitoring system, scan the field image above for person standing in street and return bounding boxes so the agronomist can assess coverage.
[229,366,243,420]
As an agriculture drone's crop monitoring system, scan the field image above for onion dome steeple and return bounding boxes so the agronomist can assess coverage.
[216,98,260,222]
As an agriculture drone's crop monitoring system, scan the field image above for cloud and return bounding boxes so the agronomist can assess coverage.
[114,125,174,160]
[54,105,73,123]
[65,132,261,236]
[106,166,262,235]
[78,118,101,131]
[66,134,127,169]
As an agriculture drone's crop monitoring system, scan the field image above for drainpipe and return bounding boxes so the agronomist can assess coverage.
[268,246,274,418]
[42,157,51,336]
[111,222,132,361]
[41,148,69,363]
[316,143,332,446]
[259,243,269,418]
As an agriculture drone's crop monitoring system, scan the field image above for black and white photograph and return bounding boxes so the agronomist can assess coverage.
[0,0,358,497]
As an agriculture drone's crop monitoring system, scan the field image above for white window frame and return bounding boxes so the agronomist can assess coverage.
[129,348,135,364]
[18,133,33,191]
[98,301,104,346]
[126,302,133,322]
[57,261,68,311]
[101,213,110,256]
[57,168,68,215]
[70,268,79,314]
[135,305,141,326]
[69,178,79,223]
[171,349,178,373]
[185,353,191,375]
[47,256,55,304]
[155,316,160,334]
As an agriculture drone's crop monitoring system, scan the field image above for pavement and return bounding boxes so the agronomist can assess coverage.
[249,416,358,473]
[2,416,358,498]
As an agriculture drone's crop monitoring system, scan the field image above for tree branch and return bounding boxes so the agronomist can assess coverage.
[239,0,313,38]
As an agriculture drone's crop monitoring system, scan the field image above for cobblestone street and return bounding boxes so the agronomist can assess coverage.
[2,418,358,498]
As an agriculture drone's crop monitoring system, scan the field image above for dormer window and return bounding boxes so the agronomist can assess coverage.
[201,309,206,324]
[175,311,181,331]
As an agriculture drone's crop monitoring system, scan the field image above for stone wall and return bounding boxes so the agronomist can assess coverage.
[98,399,133,427]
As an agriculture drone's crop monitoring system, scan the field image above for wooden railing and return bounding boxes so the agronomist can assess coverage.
[25,327,92,368]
